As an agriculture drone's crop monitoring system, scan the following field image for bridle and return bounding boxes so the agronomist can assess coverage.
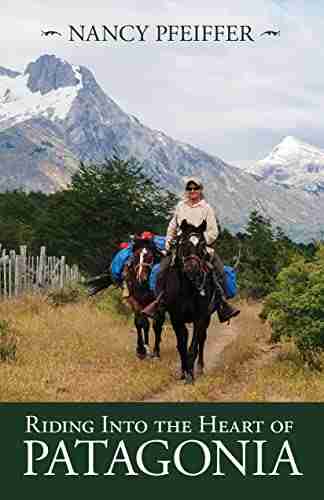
[134,246,154,283]
[177,232,209,294]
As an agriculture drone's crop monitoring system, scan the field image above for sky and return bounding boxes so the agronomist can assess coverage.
[0,0,323,168]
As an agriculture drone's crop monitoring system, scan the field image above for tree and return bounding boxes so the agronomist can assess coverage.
[35,156,178,273]
[0,190,48,251]
[216,227,242,266]
[236,211,301,299]
[237,211,277,298]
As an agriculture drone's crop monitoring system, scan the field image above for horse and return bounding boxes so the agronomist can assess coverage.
[123,238,165,360]
[162,219,221,384]
[87,238,165,360]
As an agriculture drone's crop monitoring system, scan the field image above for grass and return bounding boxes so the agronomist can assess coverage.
[0,292,323,402]
[0,290,178,402]
[235,342,324,402]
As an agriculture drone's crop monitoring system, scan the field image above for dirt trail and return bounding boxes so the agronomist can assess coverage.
[145,316,242,402]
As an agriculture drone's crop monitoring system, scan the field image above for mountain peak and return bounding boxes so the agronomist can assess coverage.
[278,135,302,147]
[24,54,80,95]
[275,135,315,152]
[246,136,324,194]
[268,136,324,161]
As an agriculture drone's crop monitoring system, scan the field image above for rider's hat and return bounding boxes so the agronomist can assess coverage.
[184,177,203,189]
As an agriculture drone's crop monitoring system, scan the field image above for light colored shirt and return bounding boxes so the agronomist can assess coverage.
[166,199,219,250]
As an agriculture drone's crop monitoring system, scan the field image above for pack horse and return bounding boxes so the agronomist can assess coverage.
[122,238,165,359]
[87,235,165,360]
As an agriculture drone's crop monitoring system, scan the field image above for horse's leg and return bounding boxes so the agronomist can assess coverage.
[135,312,147,359]
[152,309,165,359]
[187,325,199,383]
[197,317,210,376]
[142,314,151,357]
[170,316,189,380]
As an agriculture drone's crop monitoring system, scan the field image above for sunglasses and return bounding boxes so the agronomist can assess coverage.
[186,186,200,192]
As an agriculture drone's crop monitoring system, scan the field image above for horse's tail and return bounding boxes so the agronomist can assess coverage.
[86,273,112,296]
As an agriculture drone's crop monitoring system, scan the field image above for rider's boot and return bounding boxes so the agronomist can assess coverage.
[217,301,240,323]
[209,267,240,322]
[141,292,164,318]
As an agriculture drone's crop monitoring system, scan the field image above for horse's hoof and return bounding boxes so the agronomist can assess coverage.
[152,352,161,360]
[175,370,186,381]
[185,373,194,385]
[144,345,152,358]
[136,351,146,360]
[196,365,204,377]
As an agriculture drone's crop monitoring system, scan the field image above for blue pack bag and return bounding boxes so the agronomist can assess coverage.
[153,236,166,251]
[149,263,161,296]
[110,247,133,282]
[224,265,237,299]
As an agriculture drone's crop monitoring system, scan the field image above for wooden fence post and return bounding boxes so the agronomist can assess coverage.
[38,246,46,287]
[9,250,16,298]
[2,250,7,298]
[14,255,19,296]
[0,245,80,298]
[60,256,66,289]
[19,245,27,294]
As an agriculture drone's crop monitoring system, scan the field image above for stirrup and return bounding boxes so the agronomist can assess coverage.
[217,303,240,323]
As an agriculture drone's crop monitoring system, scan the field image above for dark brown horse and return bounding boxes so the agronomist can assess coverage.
[162,220,220,383]
[87,238,165,360]
[123,238,165,359]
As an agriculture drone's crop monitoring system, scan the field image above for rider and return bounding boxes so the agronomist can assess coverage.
[142,177,240,323]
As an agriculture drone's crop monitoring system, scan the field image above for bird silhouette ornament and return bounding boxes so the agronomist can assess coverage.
[259,30,280,37]
[41,30,62,37]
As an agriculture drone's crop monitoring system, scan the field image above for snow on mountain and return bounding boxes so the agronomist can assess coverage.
[0,57,82,129]
[247,136,324,193]
[0,54,323,242]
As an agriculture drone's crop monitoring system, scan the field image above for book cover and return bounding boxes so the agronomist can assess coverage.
[0,1,323,495]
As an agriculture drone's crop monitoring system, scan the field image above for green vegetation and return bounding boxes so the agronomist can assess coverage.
[46,284,87,307]
[261,246,324,368]
[216,211,324,368]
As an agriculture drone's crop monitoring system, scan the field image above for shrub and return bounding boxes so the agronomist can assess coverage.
[0,319,17,362]
[96,287,131,320]
[46,285,86,307]
[261,247,324,369]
